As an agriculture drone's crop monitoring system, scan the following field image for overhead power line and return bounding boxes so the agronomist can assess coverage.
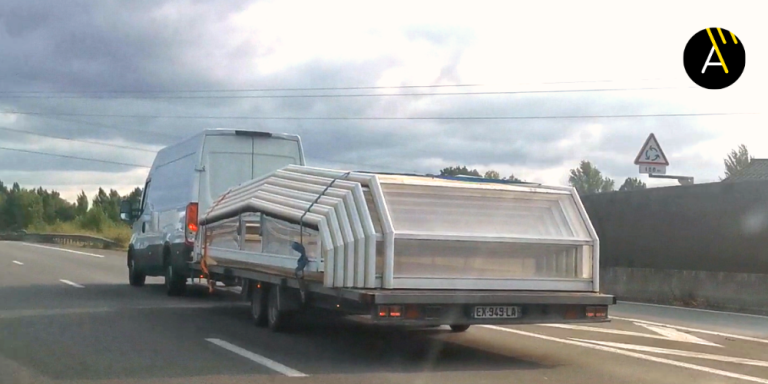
[0,86,694,100]
[0,146,151,168]
[3,110,756,121]
[0,126,157,153]
[0,77,670,95]
[7,111,186,140]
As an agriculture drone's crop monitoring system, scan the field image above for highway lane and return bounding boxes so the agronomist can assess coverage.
[1,240,767,384]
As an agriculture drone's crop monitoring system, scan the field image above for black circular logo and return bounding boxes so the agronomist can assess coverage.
[683,28,745,89]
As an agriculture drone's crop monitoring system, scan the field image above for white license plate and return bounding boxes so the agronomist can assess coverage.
[473,306,521,319]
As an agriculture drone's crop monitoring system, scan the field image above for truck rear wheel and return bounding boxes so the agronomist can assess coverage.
[267,287,291,332]
[128,257,145,287]
[164,263,187,296]
[250,284,268,327]
[450,325,470,332]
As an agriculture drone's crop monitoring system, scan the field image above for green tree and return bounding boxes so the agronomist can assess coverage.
[439,165,481,177]
[78,205,109,231]
[619,177,647,191]
[76,190,89,217]
[92,188,122,222]
[568,160,615,195]
[484,170,501,179]
[4,189,44,229]
[504,174,522,182]
[723,144,753,179]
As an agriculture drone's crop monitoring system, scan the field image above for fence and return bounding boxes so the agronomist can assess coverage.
[581,179,768,315]
[0,231,122,250]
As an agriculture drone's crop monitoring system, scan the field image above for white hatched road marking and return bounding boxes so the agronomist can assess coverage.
[572,339,768,368]
[612,316,768,344]
[539,323,721,346]
[59,279,85,288]
[482,325,768,384]
[206,338,308,377]
[12,260,23,265]
[20,242,104,258]
[635,323,722,346]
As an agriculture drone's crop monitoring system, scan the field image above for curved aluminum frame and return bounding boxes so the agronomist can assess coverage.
[259,185,360,287]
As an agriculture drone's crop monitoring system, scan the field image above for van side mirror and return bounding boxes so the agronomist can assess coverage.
[120,200,137,223]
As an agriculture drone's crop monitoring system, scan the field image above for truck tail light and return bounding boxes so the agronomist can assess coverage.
[586,306,608,318]
[377,305,403,318]
[185,202,198,245]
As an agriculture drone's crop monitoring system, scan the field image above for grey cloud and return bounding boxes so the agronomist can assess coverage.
[0,0,747,195]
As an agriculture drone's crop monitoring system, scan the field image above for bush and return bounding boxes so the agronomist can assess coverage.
[77,206,109,232]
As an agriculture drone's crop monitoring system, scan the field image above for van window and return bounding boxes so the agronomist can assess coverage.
[139,179,150,215]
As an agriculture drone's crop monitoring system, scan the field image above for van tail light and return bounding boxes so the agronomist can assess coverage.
[185,202,198,245]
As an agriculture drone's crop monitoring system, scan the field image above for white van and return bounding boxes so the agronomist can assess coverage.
[119,129,306,295]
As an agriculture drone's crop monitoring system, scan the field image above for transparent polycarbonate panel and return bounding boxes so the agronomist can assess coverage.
[261,215,321,261]
[392,239,580,279]
[363,188,383,234]
[240,212,262,253]
[375,240,385,277]
[380,183,578,238]
[206,217,240,251]
[559,198,591,238]
[581,245,593,278]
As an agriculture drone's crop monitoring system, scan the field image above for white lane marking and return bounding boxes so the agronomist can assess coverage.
[20,242,105,258]
[59,279,85,288]
[206,338,308,377]
[613,316,768,344]
[12,260,23,265]
[538,323,719,346]
[635,323,722,347]
[572,339,768,368]
[619,301,768,320]
[481,325,768,384]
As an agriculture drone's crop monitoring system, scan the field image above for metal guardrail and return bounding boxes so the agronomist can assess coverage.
[0,231,122,249]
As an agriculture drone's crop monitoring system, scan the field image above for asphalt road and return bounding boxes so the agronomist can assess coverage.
[1,241,767,384]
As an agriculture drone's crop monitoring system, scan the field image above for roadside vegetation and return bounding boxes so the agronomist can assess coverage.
[0,181,141,249]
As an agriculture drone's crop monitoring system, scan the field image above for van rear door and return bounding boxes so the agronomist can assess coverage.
[197,131,303,215]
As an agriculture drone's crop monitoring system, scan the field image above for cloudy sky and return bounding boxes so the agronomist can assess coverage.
[0,0,765,202]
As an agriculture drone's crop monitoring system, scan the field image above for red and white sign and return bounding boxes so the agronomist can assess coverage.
[634,133,669,174]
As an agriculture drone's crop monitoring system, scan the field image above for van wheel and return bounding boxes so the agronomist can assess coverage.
[164,263,186,296]
[267,287,291,332]
[250,284,268,327]
[449,325,470,333]
[128,256,145,287]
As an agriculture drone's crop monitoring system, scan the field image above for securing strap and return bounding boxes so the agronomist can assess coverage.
[200,189,233,293]
[293,171,350,299]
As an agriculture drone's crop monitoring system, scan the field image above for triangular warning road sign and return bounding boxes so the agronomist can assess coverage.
[634,133,669,165]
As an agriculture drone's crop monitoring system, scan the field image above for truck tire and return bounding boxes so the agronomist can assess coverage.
[449,325,470,333]
[164,262,187,296]
[128,256,146,287]
[267,287,291,332]
[250,284,268,327]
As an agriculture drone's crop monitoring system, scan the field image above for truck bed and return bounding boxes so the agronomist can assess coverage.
[194,262,614,327]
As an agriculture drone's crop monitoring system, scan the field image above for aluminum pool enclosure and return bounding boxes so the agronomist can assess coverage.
[195,165,599,291]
